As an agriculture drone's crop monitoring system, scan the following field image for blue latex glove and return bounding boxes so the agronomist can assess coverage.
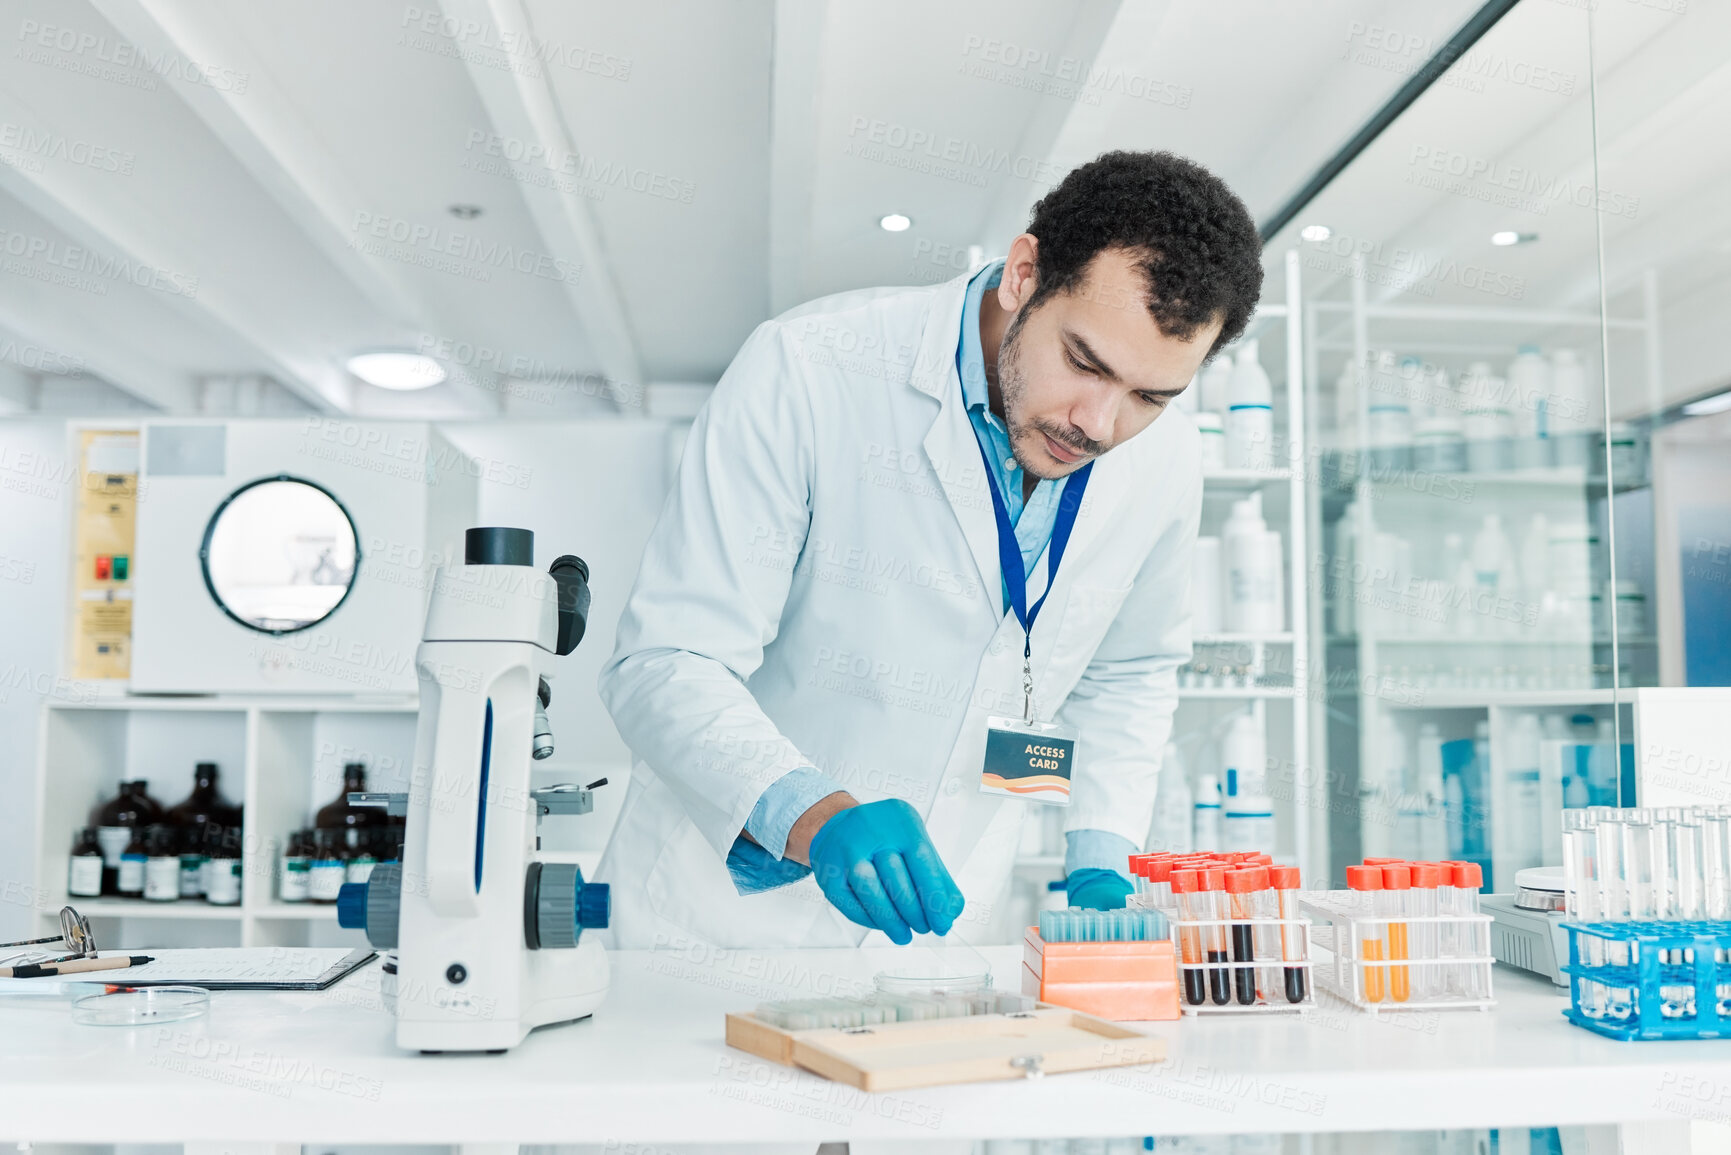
[1066,867,1133,910]
[807,799,965,945]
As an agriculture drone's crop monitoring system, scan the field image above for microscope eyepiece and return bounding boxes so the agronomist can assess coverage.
[465,526,534,566]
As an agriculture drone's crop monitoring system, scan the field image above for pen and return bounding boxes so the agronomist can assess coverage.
[0,955,153,979]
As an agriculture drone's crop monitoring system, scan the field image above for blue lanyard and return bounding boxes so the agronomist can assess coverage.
[969,426,1093,701]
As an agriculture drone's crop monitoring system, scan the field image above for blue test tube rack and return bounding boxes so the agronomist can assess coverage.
[1562,920,1731,1041]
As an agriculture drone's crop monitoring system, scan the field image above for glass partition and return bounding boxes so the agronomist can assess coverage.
[1260,0,1615,885]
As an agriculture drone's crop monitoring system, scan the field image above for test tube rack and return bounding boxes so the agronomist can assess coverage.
[1562,920,1731,1041]
[1127,894,1315,1015]
[1300,891,1496,1014]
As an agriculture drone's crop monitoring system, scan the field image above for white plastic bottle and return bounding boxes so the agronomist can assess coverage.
[1362,713,1404,859]
[1191,536,1223,636]
[1469,514,1514,637]
[1194,411,1226,472]
[1507,345,1552,468]
[1367,350,1413,473]
[1507,713,1544,869]
[1223,792,1276,855]
[1148,742,1194,854]
[1226,339,1275,470]
[1193,773,1223,852]
[1224,495,1282,633]
[1460,362,1513,473]
[1549,348,1594,467]
[1199,355,1234,416]
[1415,723,1447,861]
[1222,711,1268,801]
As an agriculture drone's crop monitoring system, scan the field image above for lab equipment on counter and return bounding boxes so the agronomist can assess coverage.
[728,995,1164,1091]
[335,527,611,1054]
[1485,866,1570,987]
[70,985,209,1026]
[1558,804,1731,1040]
[1302,858,1492,1015]
[1126,851,1313,1016]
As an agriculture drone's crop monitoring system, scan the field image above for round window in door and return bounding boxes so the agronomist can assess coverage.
[199,475,360,634]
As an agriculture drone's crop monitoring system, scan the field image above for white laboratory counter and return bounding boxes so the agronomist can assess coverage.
[3,944,1731,1148]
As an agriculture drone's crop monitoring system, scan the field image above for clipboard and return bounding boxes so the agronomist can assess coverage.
[92,947,376,991]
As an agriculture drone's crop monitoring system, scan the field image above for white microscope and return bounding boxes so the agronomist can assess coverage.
[338,526,610,1053]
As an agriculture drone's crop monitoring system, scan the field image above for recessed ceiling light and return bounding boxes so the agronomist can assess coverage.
[448,204,483,219]
[1683,389,1731,417]
[1491,230,1537,246]
[345,352,447,391]
[1300,224,1331,243]
[879,213,912,232]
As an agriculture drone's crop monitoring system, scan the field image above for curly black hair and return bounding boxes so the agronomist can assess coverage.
[1025,150,1263,356]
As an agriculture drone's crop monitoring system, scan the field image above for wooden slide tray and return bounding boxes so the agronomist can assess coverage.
[724,1006,1165,1092]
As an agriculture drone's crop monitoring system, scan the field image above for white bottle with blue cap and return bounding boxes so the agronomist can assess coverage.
[1225,338,1274,470]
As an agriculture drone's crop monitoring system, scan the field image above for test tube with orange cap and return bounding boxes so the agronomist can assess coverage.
[1171,867,1207,1006]
[1270,864,1305,1003]
[1224,866,1264,1005]
[1199,866,1231,1005]
[1345,864,1385,1003]
[1380,864,1412,1003]
[1408,862,1443,1000]
[1453,861,1485,997]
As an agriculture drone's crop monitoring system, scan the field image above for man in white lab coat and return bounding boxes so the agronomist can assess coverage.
[596,150,1264,950]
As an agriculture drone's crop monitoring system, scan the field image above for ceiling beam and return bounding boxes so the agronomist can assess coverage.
[974,0,1133,253]
[767,0,833,316]
[87,0,501,416]
[0,87,353,414]
[0,298,195,412]
[439,0,645,398]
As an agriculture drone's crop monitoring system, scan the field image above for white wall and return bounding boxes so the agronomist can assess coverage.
[0,419,75,941]
[440,419,677,851]
[0,416,680,939]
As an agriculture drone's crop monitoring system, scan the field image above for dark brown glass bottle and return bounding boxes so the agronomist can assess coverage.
[315,763,377,849]
[166,762,242,861]
[90,781,164,895]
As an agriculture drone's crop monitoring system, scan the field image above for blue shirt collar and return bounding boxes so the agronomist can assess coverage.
[956,259,1005,412]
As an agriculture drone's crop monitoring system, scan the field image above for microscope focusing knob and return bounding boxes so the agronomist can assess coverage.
[338,862,403,949]
[578,880,611,930]
[525,864,610,947]
[527,862,578,949]
[336,882,367,930]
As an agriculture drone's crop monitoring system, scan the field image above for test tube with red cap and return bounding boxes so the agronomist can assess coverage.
[1453,861,1485,997]
[1224,867,1263,1005]
[1171,868,1207,1005]
[1380,864,1412,1003]
[1199,866,1231,1005]
[1146,856,1175,912]
[1346,864,1385,1003]
[1270,864,1305,1003]
[1408,862,1442,1000]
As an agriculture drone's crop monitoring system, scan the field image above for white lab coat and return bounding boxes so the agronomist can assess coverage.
[595,268,1201,950]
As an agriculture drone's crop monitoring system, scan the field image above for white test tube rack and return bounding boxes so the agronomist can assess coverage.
[1129,894,1316,1016]
[1299,891,1496,1014]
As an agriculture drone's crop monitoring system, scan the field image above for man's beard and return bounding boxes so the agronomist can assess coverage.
[998,312,1106,477]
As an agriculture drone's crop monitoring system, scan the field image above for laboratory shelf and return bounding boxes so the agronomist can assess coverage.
[1383,687,1619,709]
[1365,467,1592,493]
[1202,467,1292,489]
[1193,632,1295,645]
[248,903,341,920]
[64,900,245,920]
[1178,686,1297,700]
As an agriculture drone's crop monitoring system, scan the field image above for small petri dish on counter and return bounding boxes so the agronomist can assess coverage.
[71,985,209,1026]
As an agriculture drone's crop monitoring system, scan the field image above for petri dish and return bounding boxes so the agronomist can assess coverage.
[71,985,209,1026]
[874,935,993,997]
